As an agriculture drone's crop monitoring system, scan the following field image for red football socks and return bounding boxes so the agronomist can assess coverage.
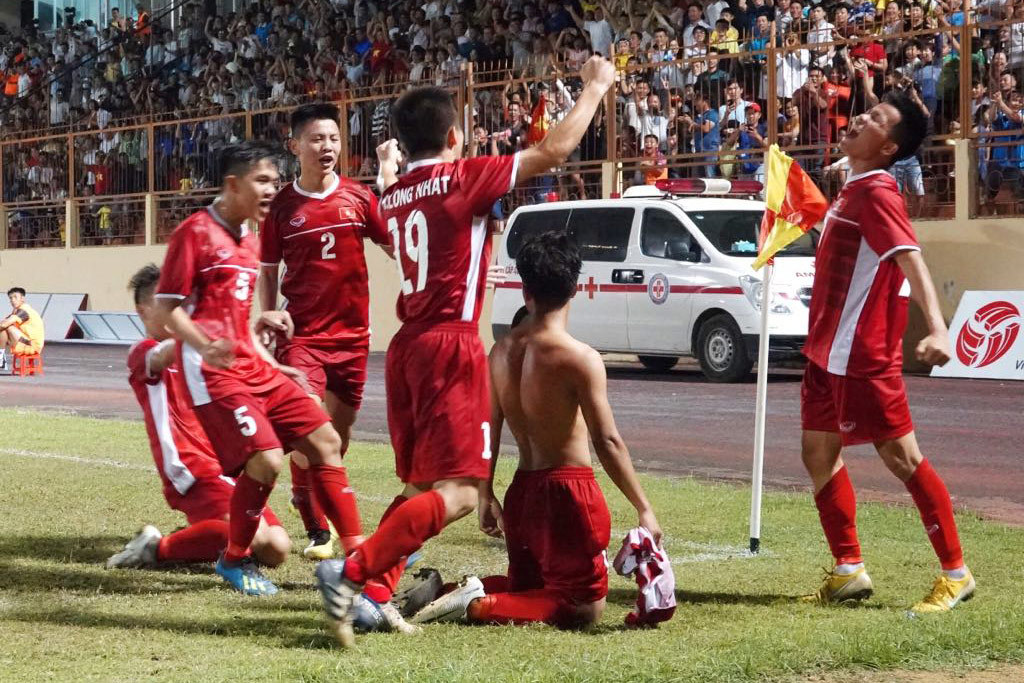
[224,473,273,563]
[310,464,363,551]
[363,495,409,604]
[290,458,329,535]
[814,465,863,565]
[468,588,571,626]
[905,458,964,570]
[156,519,229,563]
[344,489,446,585]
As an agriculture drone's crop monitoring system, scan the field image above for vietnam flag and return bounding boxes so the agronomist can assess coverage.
[526,93,549,146]
[752,144,828,271]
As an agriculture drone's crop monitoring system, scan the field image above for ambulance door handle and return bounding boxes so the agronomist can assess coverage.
[612,269,645,284]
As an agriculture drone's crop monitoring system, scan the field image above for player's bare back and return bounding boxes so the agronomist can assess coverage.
[490,322,596,472]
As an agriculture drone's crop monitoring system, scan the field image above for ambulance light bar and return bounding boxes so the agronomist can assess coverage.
[654,178,764,195]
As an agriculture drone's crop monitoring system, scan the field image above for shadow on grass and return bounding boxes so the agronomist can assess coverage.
[0,534,127,564]
[0,603,331,649]
[0,560,223,595]
[605,587,801,609]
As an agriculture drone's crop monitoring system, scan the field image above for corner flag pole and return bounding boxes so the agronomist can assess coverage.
[749,262,773,555]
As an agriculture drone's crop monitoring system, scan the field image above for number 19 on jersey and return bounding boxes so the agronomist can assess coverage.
[388,210,429,295]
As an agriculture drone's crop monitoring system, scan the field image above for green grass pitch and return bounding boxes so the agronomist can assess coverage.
[0,408,1022,682]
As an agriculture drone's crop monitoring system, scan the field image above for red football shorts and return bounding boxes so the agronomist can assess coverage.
[386,322,491,483]
[166,476,281,527]
[502,467,611,604]
[193,376,329,477]
[801,361,914,446]
[276,339,369,408]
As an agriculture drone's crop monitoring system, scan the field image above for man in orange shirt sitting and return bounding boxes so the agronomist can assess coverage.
[0,287,45,371]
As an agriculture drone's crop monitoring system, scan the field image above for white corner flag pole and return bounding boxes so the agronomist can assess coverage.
[749,262,773,554]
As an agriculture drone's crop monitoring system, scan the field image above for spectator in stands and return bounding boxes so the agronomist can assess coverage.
[777,30,810,98]
[696,50,731,110]
[720,79,753,128]
[889,78,931,216]
[640,133,668,184]
[0,287,44,371]
[725,102,768,179]
[691,89,721,177]
[794,64,831,169]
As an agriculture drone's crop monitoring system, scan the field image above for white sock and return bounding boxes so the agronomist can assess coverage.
[835,562,864,575]
[944,566,968,580]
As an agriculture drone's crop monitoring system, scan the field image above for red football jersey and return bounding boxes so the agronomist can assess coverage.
[127,338,223,500]
[156,205,284,403]
[260,174,389,345]
[804,170,919,378]
[378,154,519,325]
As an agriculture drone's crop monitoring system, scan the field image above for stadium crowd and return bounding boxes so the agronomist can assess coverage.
[1,0,1024,219]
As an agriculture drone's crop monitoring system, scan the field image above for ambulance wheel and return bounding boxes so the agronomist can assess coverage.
[638,355,679,372]
[697,314,752,383]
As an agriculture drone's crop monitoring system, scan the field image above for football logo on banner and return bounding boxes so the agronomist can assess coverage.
[955,300,1021,368]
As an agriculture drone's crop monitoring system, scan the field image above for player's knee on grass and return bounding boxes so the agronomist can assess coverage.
[245,448,285,484]
[570,598,606,628]
[252,523,291,568]
[433,478,480,522]
[874,434,923,482]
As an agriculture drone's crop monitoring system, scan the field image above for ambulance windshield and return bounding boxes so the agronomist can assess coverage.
[687,211,818,257]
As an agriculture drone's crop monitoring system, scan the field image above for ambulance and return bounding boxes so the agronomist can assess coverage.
[490,178,817,382]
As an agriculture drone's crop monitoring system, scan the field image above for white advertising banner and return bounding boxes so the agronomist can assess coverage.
[931,291,1024,381]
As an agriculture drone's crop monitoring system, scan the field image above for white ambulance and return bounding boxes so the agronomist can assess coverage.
[490,178,817,382]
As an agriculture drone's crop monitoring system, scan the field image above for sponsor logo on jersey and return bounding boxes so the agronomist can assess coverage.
[340,208,357,220]
[648,273,669,305]
[215,248,231,260]
[289,215,306,227]
[955,300,1021,368]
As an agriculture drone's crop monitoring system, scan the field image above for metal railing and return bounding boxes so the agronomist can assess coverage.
[2,18,1023,249]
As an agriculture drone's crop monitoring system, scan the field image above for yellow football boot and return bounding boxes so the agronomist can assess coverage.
[910,570,976,614]
[802,566,874,605]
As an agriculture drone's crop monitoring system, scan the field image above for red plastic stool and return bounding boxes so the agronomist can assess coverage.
[12,352,43,376]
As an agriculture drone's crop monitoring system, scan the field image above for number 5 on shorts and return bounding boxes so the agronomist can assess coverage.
[234,406,257,437]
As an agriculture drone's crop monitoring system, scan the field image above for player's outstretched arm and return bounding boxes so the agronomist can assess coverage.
[479,352,506,539]
[894,250,951,367]
[575,346,662,545]
[514,55,616,186]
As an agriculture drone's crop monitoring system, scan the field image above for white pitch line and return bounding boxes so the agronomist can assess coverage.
[0,446,394,503]
[0,447,151,471]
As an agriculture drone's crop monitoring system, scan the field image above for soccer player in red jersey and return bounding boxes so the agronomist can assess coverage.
[800,92,974,613]
[258,103,390,561]
[316,55,618,647]
[153,143,363,596]
[107,264,291,571]
[408,231,662,628]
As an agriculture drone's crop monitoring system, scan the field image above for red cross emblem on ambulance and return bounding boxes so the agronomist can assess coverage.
[648,273,669,305]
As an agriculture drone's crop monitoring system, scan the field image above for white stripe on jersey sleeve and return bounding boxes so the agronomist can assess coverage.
[146,381,197,496]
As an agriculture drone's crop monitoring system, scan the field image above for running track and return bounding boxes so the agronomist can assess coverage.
[2,343,1021,524]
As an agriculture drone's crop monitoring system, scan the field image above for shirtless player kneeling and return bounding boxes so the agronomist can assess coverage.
[409,231,663,629]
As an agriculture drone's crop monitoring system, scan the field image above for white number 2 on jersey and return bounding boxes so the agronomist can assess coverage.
[321,231,336,260]
[388,210,429,295]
